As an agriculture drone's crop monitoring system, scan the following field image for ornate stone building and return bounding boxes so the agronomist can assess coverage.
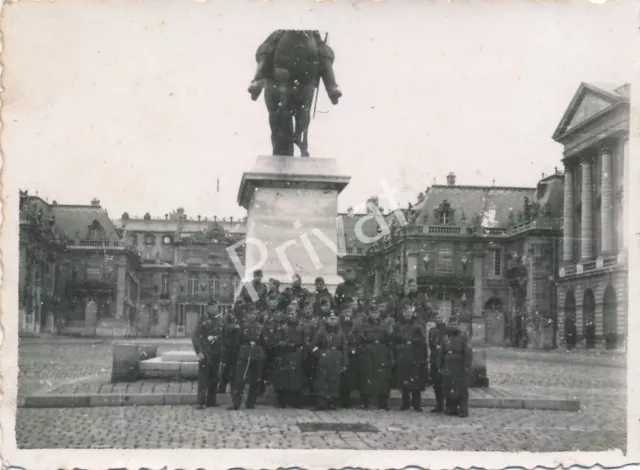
[19,192,140,336]
[553,82,629,350]
[364,172,564,347]
[116,211,246,337]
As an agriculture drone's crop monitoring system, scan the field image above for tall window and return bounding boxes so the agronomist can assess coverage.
[144,234,156,246]
[492,248,502,277]
[210,275,220,297]
[188,274,198,296]
[439,211,449,225]
[161,273,170,297]
[232,275,240,296]
[437,245,454,274]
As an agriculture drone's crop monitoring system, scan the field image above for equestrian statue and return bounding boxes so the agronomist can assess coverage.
[248,30,342,157]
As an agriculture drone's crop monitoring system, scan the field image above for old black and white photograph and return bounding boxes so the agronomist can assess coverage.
[1,1,638,468]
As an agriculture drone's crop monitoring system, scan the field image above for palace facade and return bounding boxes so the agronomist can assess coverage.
[18,82,629,349]
[553,82,629,350]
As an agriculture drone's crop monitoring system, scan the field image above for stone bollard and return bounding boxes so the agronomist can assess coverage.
[469,348,489,388]
[111,342,140,382]
[139,344,158,361]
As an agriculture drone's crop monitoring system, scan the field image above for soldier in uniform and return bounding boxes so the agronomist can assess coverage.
[270,303,305,408]
[312,277,335,316]
[394,302,427,411]
[192,301,224,409]
[440,316,473,418]
[238,269,268,310]
[219,298,245,393]
[357,301,393,410]
[312,311,348,410]
[247,29,342,105]
[334,268,358,310]
[338,302,360,408]
[229,305,266,410]
[401,279,431,326]
[300,299,320,406]
[427,315,446,412]
[283,274,310,307]
[258,291,286,395]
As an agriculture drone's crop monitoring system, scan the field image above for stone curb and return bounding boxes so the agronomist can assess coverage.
[22,393,580,412]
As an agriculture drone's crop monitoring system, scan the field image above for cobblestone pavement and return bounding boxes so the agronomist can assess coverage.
[16,403,624,451]
[14,337,626,451]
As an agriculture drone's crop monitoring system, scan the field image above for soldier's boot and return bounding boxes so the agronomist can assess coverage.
[290,391,303,409]
[379,394,390,411]
[315,396,328,411]
[248,55,269,101]
[228,391,242,410]
[458,399,469,418]
[431,383,444,412]
[430,401,444,413]
[444,400,458,416]
[206,382,218,407]
[246,384,259,409]
[320,57,342,105]
[411,391,423,412]
[360,394,370,410]
[340,389,352,408]
[276,390,287,408]
[400,389,411,411]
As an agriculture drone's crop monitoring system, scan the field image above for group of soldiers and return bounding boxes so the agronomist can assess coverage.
[192,269,473,417]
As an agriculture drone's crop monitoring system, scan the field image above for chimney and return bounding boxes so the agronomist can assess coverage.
[214,216,217,222]
[91,198,100,207]
[197,215,201,222]
[165,214,168,220]
[230,216,234,223]
[446,173,456,186]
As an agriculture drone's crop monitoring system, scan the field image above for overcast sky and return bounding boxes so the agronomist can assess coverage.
[3,0,637,220]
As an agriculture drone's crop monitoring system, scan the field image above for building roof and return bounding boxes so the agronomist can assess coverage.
[415,185,536,228]
[52,204,120,241]
[534,173,564,219]
[117,218,247,235]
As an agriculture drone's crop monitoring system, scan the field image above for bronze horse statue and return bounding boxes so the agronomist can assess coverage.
[248,30,342,157]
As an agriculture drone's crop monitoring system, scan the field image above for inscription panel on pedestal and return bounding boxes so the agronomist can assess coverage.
[245,187,340,282]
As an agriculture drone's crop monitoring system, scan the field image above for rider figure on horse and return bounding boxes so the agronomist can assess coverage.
[248,29,342,106]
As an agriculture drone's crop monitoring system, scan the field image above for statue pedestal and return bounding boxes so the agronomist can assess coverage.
[237,156,351,293]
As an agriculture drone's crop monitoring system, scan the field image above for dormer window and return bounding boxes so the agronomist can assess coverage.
[163,235,173,245]
[434,200,454,226]
[87,220,104,240]
[144,233,156,246]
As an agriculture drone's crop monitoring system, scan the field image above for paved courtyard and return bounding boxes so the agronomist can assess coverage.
[14,337,626,451]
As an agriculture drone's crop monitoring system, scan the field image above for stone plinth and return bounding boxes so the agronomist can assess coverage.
[237,156,351,292]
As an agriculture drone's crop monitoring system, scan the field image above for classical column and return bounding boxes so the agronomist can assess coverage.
[600,142,614,254]
[580,155,594,261]
[472,246,485,317]
[562,164,575,263]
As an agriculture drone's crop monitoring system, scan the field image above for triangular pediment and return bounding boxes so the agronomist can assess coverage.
[552,82,627,141]
[565,93,612,130]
